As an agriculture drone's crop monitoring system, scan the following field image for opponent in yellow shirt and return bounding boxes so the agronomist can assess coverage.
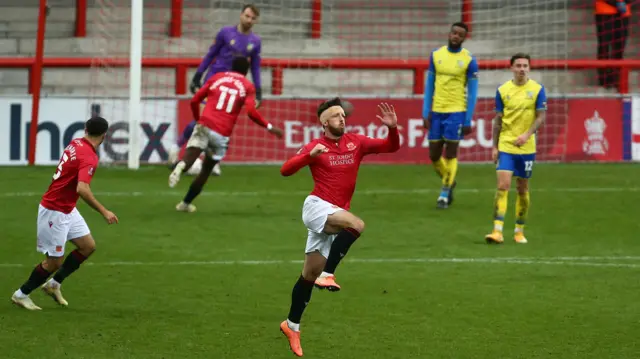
[485,53,547,245]
[422,22,478,209]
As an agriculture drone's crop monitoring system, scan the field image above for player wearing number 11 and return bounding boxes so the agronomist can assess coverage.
[169,57,283,212]
[485,53,547,245]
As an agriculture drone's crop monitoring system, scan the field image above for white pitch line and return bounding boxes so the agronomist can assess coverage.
[1,257,640,269]
[0,187,638,198]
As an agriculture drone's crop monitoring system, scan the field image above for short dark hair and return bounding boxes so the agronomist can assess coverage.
[510,53,531,66]
[451,22,468,33]
[242,4,260,16]
[231,57,250,75]
[85,116,109,137]
[317,97,343,118]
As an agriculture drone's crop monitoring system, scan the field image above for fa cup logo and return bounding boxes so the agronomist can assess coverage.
[582,111,608,155]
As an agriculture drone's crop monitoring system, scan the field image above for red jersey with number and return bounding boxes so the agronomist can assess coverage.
[41,138,99,214]
[191,71,257,137]
[280,127,401,210]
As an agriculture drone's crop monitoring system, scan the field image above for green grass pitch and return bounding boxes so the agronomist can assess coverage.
[0,163,639,358]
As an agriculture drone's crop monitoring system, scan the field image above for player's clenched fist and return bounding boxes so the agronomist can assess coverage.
[310,143,329,158]
[103,210,119,224]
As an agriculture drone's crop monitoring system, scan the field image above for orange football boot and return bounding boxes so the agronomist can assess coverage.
[280,320,303,357]
[314,274,341,292]
[485,230,504,244]
[514,232,528,244]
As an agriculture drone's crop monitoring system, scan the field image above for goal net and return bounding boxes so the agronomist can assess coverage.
[86,0,635,168]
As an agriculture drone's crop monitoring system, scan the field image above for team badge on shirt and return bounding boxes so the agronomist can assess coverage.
[457,60,464,68]
[346,142,356,151]
[230,39,236,46]
[88,167,94,176]
[526,91,533,99]
[247,43,254,51]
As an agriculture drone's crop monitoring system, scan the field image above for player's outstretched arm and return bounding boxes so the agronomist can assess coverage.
[250,41,263,107]
[280,144,327,176]
[190,30,225,93]
[245,95,283,138]
[361,103,401,155]
[190,79,212,121]
[77,182,118,224]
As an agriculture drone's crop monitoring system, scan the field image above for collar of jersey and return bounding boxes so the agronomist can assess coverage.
[81,137,98,153]
[447,46,462,53]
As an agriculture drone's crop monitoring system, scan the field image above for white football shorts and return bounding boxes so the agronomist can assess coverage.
[186,124,230,161]
[301,195,344,258]
[36,205,90,257]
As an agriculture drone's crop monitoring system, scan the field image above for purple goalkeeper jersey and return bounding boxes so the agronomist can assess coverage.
[196,25,262,90]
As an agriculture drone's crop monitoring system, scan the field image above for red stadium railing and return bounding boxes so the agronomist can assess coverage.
[67,0,476,40]
[1,57,640,95]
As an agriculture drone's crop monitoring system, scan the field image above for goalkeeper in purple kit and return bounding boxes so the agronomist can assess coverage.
[169,4,263,171]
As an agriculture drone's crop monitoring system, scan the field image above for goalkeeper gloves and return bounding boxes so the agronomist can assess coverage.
[617,1,627,14]
[190,72,203,94]
[255,87,263,108]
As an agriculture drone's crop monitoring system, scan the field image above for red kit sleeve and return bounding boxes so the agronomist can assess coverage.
[360,126,400,155]
[77,155,98,184]
[280,144,314,176]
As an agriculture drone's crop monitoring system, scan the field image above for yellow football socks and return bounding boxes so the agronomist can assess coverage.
[515,191,530,232]
[443,158,458,187]
[493,189,508,231]
[433,157,447,179]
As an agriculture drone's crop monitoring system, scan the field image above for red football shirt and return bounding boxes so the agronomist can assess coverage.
[280,127,400,210]
[190,71,269,137]
[41,138,99,214]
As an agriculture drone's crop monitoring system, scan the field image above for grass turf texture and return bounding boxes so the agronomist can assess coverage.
[0,163,639,358]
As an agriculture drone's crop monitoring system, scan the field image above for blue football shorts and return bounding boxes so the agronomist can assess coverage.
[496,152,536,179]
[428,112,465,141]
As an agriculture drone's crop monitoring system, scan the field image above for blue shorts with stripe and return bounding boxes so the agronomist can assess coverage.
[496,152,536,179]
[428,112,465,141]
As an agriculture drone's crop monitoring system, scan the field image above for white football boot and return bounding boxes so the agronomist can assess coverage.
[41,279,69,306]
[11,292,42,311]
[176,201,196,213]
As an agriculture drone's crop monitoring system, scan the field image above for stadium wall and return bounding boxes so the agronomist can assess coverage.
[0,96,634,165]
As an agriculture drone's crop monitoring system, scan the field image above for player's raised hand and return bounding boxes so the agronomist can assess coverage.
[376,102,397,128]
[309,143,329,158]
[514,133,530,146]
[269,126,284,139]
[103,210,119,224]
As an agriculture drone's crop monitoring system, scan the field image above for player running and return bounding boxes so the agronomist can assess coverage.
[168,57,283,212]
[278,98,400,357]
[422,22,479,209]
[485,53,547,245]
[11,117,118,311]
[168,3,263,172]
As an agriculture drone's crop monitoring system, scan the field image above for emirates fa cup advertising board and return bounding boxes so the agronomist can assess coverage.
[176,97,628,164]
[0,96,629,165]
